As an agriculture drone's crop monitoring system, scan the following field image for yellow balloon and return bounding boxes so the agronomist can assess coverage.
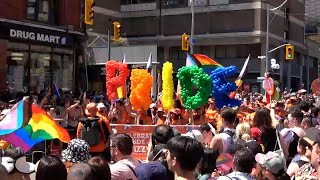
[162,62,174,110]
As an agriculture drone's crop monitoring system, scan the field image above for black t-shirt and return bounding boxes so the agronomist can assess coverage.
[261,128,279,152]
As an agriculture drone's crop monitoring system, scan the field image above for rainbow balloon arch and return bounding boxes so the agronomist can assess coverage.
[105,54,243,111]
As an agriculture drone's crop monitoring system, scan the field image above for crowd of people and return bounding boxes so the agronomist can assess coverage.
[1,88,320,180]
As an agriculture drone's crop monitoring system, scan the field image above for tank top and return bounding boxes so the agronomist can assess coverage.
[219,128,236,154]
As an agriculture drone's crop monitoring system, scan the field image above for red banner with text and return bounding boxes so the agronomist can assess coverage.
[110,124,200,160]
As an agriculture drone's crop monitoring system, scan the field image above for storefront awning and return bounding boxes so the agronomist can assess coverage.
[0,18,84,36]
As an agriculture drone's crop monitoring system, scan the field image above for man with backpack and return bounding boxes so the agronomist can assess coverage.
[77,103,112,159]
[211,107,237,154]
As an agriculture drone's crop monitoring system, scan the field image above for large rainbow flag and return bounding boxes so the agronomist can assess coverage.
[0,100,70,152]
[186,54,222,74]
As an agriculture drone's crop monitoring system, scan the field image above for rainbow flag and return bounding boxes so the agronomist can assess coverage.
[1,100,70,152]
[186,54,222,74]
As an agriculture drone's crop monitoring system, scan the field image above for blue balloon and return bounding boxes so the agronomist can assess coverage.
[210,66,242,109]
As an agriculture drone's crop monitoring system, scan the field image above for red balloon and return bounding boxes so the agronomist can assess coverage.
[105,60,130,101]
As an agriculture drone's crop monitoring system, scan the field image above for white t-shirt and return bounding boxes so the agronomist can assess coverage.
[217,171,256,180]
[110,157,140,180]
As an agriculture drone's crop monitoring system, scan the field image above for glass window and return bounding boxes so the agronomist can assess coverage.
[27,0,51,22]
[52,53,74,91]
[7,51,29,94]
[27,0,36,20]
[29,53,51,93]
[38,0,49,22]
[121,0,155,5]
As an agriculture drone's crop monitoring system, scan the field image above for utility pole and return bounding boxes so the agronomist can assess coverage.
[190,0,194,54]
[107,29,111,60]
[266,8,270,73]
[265,0,288,73]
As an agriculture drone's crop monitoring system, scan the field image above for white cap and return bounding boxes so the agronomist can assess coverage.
[150,103,156,108]
[182,130,203,143]
[97,103,106,110]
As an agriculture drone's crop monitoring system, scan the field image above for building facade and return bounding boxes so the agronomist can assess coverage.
[89,0,313,92]
[0,0,85,96]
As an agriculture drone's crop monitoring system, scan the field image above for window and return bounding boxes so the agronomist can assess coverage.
[27,0,54,23]
[121,0,155,5]
[27,0,36,20]
[38,0,49,22]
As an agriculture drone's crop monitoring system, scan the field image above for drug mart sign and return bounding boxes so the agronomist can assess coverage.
[9,29,67,45]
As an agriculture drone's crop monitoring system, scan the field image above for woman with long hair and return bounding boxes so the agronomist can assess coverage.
[252,108,278,152]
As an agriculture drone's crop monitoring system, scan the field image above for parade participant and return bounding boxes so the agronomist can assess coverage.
[217,148,256,180]
[109,99,132,124]
[295,127,320,180]
[235,123,251,142]
[166,136,204,180]
[311,107,320,126]
[135,161,169,180]
[255,151,290,180]
[136,109,153,125]
[61,139,91,173]
[96,102,108,118]
[286,138,312,177]
[197,148,219,180]
[109,133,140,180]
[0,164,8,180]
[67,163,93,180]
[280,109,306,160]
[77,103,111,156]
[67,99,84,138]
[150,103,158,124]
[252,108,278,153]
[175,99,189,124]
[170,108,182,125]
[36,155,67,180]
[301,117,312,131]
[155,107,166,125]
[88,156,111,180]
[200,122,217,148]
[211,107,237,154]
[205,98,218,123]
[2,147,36,180]
[147,124,175,159]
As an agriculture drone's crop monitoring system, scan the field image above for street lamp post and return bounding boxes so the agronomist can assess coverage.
[190,0,194,54]
[265,0,288,73]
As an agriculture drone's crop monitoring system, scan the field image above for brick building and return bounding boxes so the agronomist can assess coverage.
[89,0,310,92]
[0,0,85,96]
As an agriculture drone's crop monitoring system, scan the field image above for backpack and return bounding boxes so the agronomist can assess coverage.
[80,119,110,146]
[223,130,236,145]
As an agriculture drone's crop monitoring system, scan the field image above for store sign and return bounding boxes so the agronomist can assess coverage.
[9,29,67,45]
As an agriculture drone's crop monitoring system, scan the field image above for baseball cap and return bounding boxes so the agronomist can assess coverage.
[303,127,320,145]
[255,152,285,175]
[245,141,263,155]
[67,163,93,180]
[96,103,106,110]
[135,161,167,180]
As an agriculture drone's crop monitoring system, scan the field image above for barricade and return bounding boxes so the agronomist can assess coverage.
[110,124,200,160]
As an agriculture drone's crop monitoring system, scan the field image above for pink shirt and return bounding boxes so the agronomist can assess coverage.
[110,157,140,180]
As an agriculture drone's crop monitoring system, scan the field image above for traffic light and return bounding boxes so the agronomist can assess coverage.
[182,33,189,51]
[84,0,95,25]
[285,45,294,60]
[113,21,121,42]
